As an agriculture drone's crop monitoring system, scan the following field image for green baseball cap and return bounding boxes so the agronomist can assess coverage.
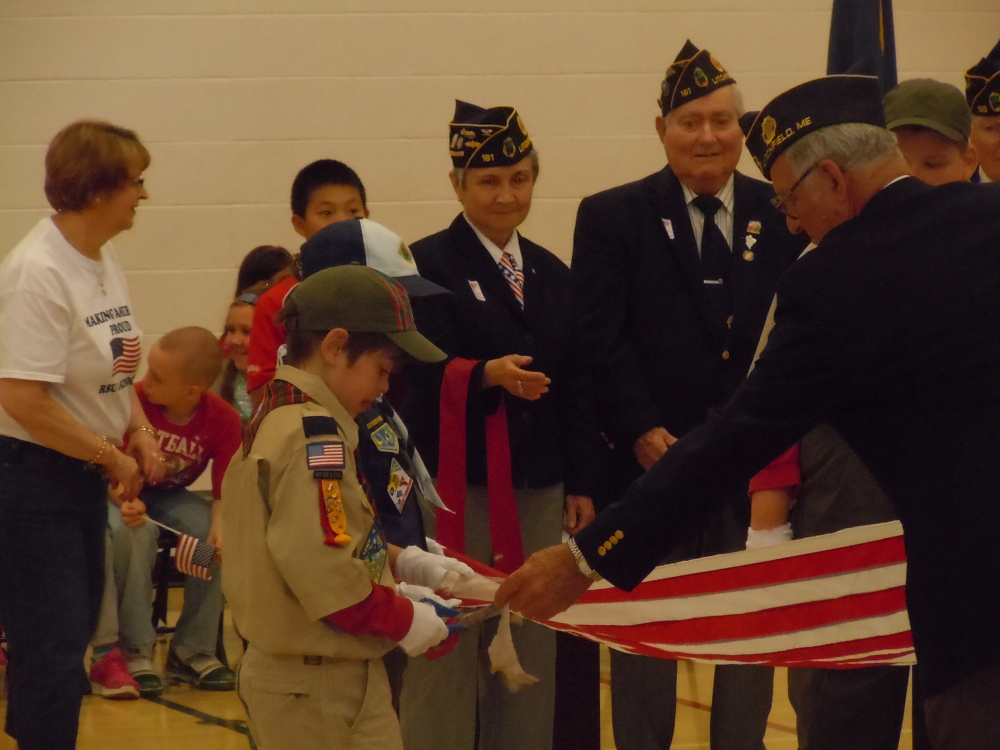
[883,78,971,143]
[280,265,446,363]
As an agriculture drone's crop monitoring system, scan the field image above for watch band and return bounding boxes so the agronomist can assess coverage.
[566,537,602,582]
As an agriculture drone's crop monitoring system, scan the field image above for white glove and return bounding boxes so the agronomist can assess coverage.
[398,600,449,656]
[395,545,475,591]
[424,536,446,556]
[395,582,461,610]
[745,523,793,549]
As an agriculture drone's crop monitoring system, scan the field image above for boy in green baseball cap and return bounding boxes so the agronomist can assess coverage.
[884,78,979,185]
[222,265,475,750]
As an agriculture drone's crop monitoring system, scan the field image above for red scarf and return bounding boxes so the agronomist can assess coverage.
[435,359,524,574]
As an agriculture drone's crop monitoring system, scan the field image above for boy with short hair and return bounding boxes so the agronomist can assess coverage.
[884,78,979,185]
[224,265,470,750]
[246,159,369,397]
[94,326,242,696]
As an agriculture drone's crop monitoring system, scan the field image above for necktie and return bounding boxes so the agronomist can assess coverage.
[498,251,525,309]
[691,194,732,331]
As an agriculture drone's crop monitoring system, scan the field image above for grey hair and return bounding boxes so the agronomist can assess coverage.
[452,149,540,188]
[663,84,745,126]
[782,123,901,176]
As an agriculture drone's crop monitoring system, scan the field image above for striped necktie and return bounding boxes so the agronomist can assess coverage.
[498,251,524,309]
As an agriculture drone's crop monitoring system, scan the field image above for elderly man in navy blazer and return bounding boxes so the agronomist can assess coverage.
[499,72,1000,750]
[568,40,806,750]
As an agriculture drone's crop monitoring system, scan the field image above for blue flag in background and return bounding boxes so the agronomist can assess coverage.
[827,0,897,94]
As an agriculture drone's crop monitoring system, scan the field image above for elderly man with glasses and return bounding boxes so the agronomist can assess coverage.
[500,72,1000,750]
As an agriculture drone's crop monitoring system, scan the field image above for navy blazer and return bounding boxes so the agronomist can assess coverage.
[401,214,601,496]
[577,178,1000,697]
[572,165,806,489]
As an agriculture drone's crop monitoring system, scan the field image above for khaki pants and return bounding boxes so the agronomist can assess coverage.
[400,483,563,750]
[238,645,402,750]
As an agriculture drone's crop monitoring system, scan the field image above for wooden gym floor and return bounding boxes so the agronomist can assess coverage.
[0,590,915,749]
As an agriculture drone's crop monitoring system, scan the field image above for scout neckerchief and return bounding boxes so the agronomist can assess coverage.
[242,378,312,456]
[435,358,524,574]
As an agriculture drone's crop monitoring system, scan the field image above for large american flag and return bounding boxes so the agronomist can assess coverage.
[454,521,914,669]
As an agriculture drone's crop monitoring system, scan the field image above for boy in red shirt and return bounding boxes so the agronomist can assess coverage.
[99,327,242,696]
[246,159,369,402]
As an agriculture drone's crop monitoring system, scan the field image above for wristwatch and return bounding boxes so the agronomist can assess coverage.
[566,537,602,582]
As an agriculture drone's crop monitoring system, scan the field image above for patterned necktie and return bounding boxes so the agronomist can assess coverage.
[498,251,525,309]
[691,194,732,331]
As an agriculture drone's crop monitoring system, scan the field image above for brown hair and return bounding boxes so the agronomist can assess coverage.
[156,326,224,389]
[283,330,408,368]
[45,120,151,212]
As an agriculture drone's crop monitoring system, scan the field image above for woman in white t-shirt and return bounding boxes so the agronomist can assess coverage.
[0,120,166,750]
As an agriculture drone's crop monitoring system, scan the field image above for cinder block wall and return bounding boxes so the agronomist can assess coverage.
[1,0,996,342]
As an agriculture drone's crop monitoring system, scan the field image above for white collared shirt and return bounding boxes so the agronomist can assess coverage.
[463,213,523,269]
[682,175,735,255]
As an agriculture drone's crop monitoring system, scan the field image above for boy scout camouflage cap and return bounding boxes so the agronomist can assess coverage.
[744,74,885,180]
[965,38,1000,117]
[281,265,446,363]
[449,100,533,169]
[883,78,971,143]
[658,40,736,115]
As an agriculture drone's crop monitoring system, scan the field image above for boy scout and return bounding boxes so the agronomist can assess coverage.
[223,265,471,750]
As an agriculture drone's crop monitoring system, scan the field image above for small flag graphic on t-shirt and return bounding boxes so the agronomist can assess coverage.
[174,533,216,580]
[307,441,346,469]
[110,336,141,376]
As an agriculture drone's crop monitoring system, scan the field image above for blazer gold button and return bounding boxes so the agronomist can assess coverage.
[598,547,607,556]
[722,350,730,360]
[615,531,624,539]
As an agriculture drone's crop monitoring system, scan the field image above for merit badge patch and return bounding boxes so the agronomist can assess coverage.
[307,440,346,470]
[387,458,414,512]
[358,521,388,582]
[370,423,399,454]
[318,479,351,547]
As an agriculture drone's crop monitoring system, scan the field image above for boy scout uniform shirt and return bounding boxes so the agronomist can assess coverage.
[222,365,395,660]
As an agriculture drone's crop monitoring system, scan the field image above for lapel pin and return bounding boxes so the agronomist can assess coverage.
[662,218,675,240]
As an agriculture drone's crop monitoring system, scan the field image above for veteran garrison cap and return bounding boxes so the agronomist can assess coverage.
[658,40,736,115]
[279,265,446,363]
[965,38,1000,117]
[449,100,533,169]
[744,75,885,180]
[883,78,971,143]
[300,218,448,298]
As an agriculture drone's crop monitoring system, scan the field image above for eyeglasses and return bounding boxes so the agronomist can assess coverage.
[770,163,817,215]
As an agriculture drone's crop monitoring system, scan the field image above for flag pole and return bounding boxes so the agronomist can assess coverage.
[142,515,183,537]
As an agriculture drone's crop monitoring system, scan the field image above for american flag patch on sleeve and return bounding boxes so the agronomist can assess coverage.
[307,441,346,469]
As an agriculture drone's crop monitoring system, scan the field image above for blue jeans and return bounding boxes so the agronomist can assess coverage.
[0,436,107,750]
[107,486,222,656]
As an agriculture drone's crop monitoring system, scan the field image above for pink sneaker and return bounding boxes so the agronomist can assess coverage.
[89,648,140,700]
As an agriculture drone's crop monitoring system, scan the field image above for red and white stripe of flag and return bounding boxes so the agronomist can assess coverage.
[545,521,913,668]
[447,521,913,669]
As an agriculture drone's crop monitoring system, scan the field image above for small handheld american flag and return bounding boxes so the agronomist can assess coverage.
[143,516,215,581]
[174,532,216,581]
